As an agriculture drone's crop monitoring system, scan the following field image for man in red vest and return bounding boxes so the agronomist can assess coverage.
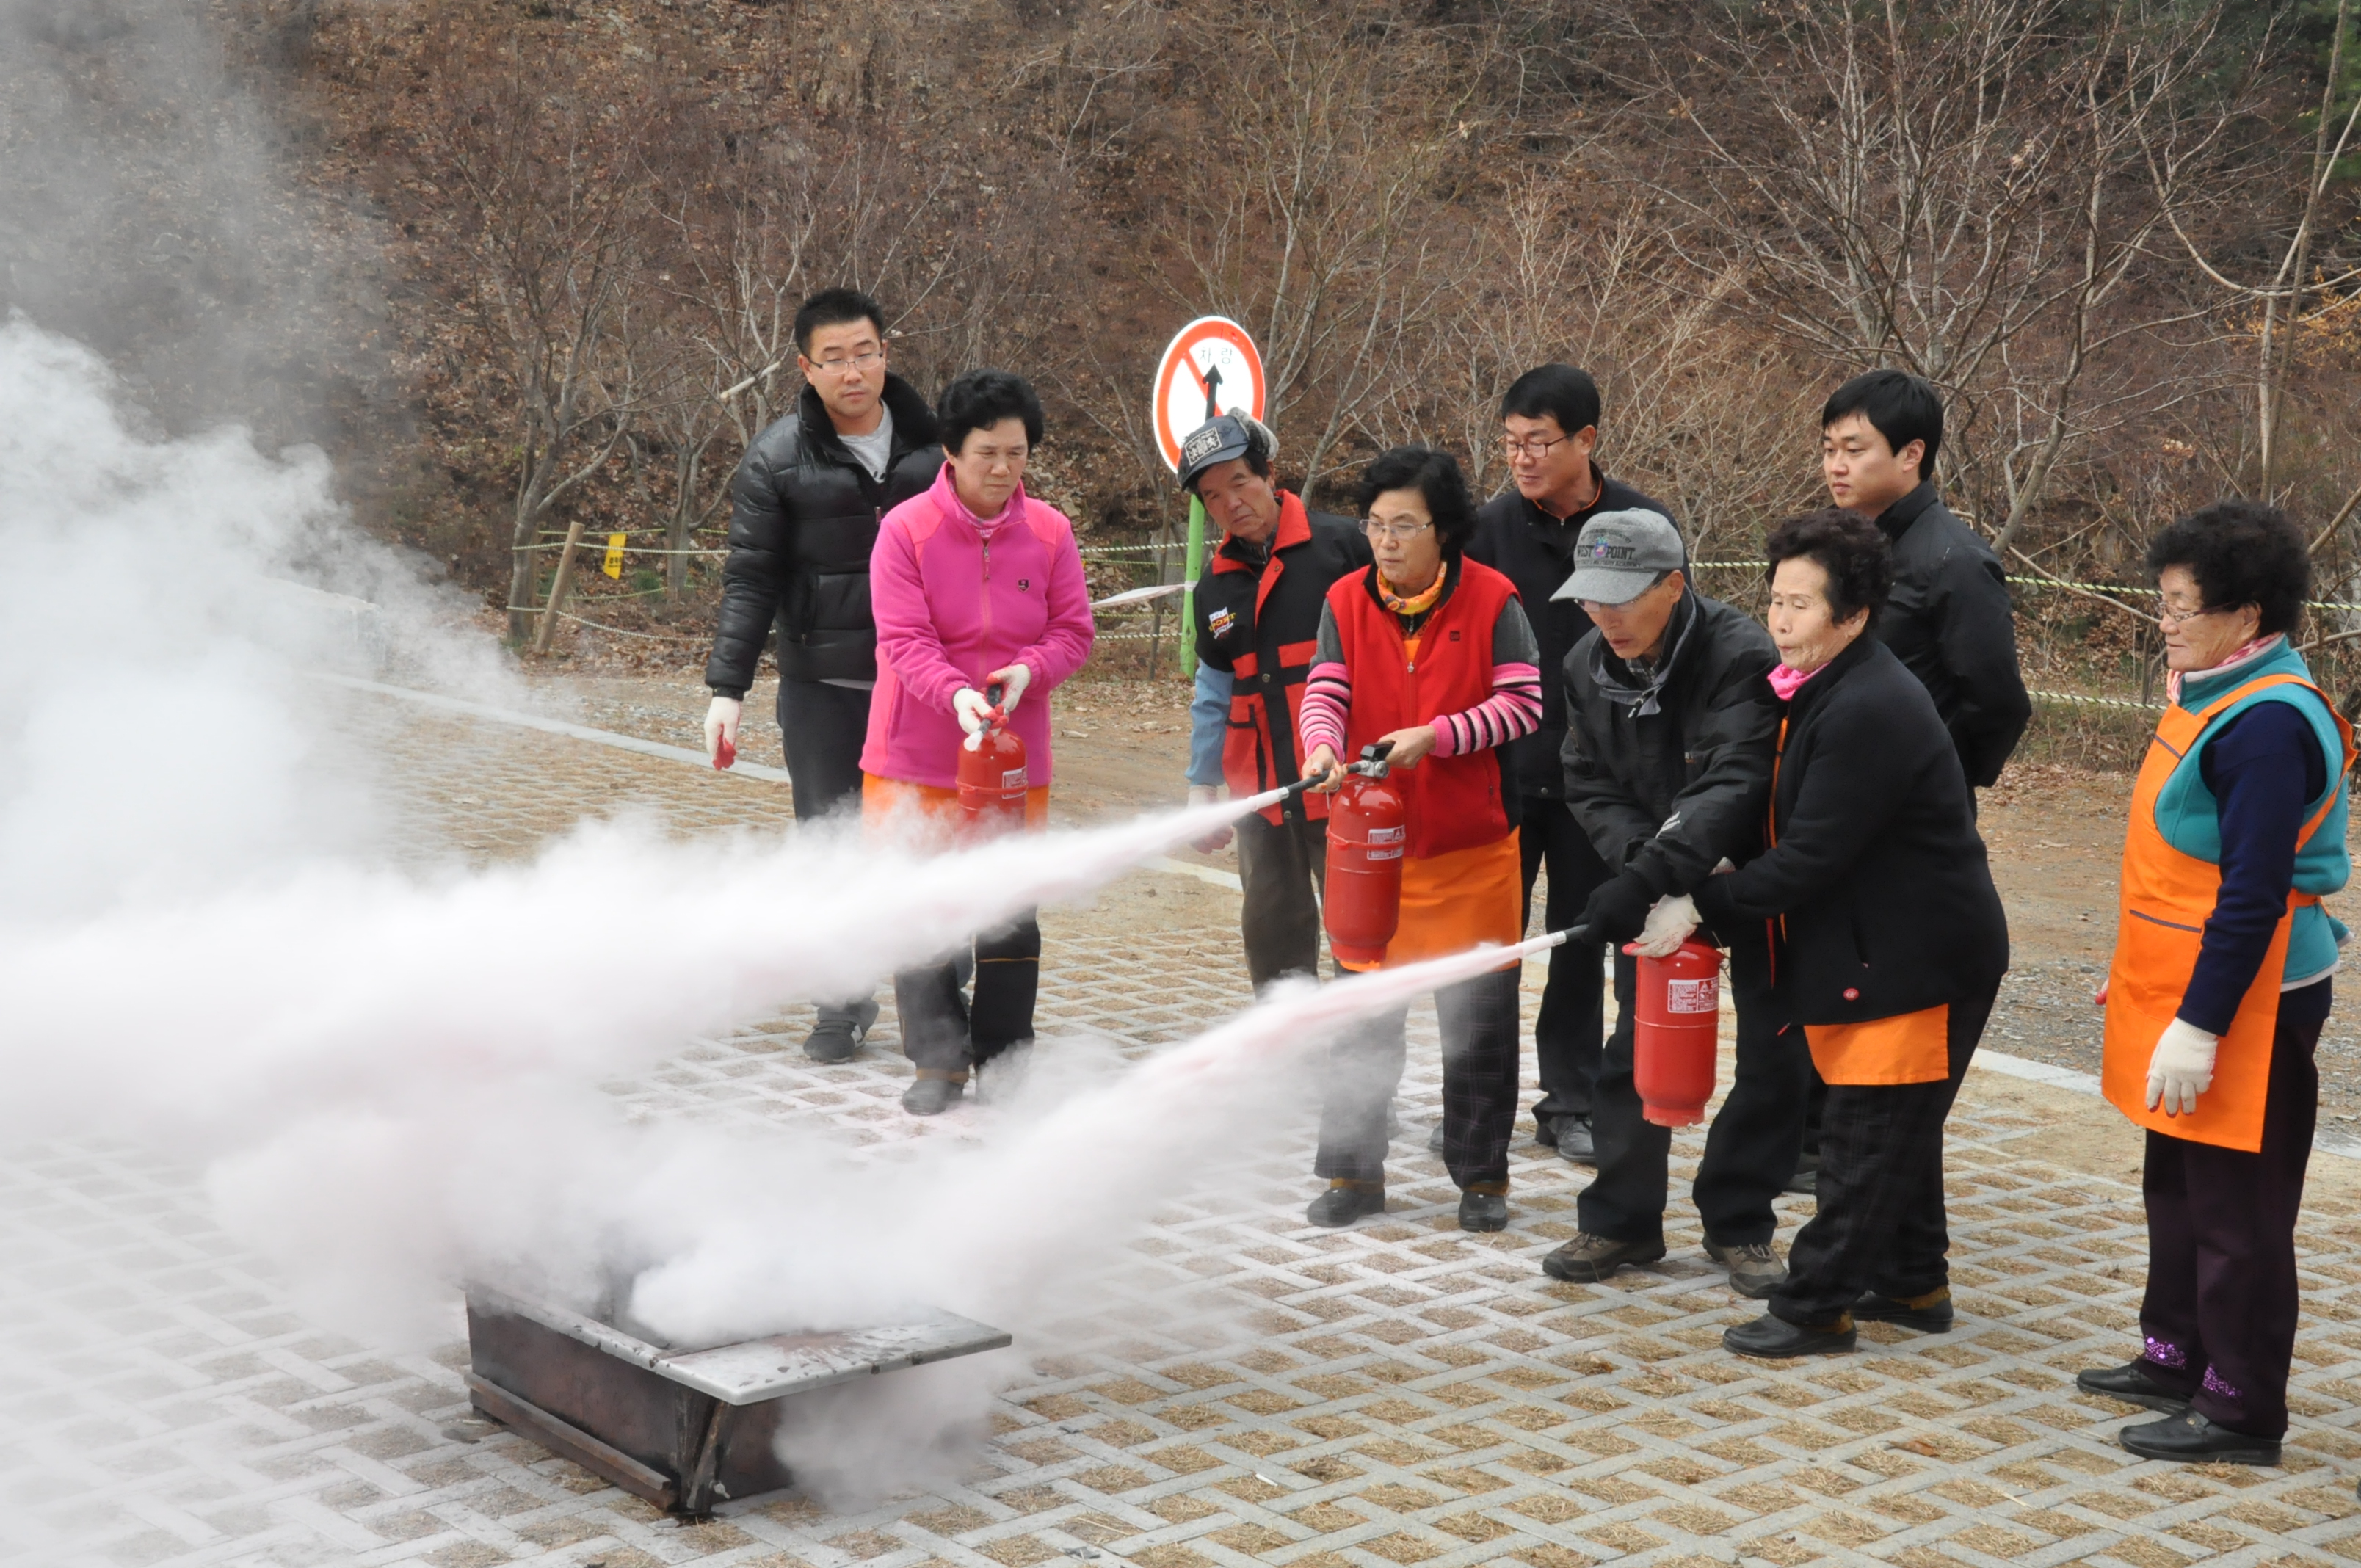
[1181,415,1372,989]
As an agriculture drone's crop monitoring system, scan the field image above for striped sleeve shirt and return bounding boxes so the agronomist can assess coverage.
[1296,592,1543,762]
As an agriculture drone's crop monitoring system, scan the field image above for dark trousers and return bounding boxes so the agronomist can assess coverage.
[1314,967,1524,1190]
[1236,813,1327,991]
[1771,979,2000,1326]
[1578,936,1809,1247]
[1518,798,1609,1126]
[779,680,879,1031]
[895,914,1042,1075]
[2133,982,2329,1441]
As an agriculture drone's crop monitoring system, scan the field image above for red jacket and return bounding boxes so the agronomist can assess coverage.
[1324,559,1519,860]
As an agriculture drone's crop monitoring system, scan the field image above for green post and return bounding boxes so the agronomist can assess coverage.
[1179,494,1208,678]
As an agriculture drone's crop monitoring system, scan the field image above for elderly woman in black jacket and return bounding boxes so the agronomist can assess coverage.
[1689,509,2009,1357]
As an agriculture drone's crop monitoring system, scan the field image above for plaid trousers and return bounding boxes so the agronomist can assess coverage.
[1771,978,2000,1326]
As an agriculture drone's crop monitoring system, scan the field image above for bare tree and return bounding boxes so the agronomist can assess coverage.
[1655,0,2233,548]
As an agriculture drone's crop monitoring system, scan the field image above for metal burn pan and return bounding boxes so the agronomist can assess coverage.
[463,1284,1012,1517]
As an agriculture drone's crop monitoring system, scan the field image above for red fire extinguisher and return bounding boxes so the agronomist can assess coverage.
[1324,743,1407,968]
[957,681,1029,840]
[1627,937,1724,1126]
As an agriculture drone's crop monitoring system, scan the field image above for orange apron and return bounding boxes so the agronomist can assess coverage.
[2100,674,2351,1153]
[1338,831,1523,972]
[861,772,1051,836]
[1806,1005,1950,1086]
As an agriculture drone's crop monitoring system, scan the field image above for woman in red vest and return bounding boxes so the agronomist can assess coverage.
[1296,446,1543,1233]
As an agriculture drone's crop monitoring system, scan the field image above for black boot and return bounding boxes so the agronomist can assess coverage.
[2118,1409,2279,1466]
[1457,1191,1508,1233]
[901,1075,965,1116]
[1308,1183,1386,1227]
[1723,1313,1856,1358]
[1852,1285,1954,1332]
[2075,1361,2192,1414]
[802,1000,877,1064]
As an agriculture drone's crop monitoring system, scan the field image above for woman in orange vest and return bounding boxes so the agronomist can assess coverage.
[1683,509,2009,1357]
[1295,446,1543,1233]
[2075,501,2351,1467]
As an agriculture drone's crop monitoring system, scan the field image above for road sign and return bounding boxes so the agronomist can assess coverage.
[1151,316,1266,473]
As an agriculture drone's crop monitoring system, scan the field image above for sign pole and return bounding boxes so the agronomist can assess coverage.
[1180,495,1208,678]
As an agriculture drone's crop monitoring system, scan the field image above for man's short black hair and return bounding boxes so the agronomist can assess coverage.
[937,370,1045,455]
[1822,369,1943,482]
[1500,363,1601,438]
[1764,507,1894,625]
[1357,446,1477,559]
[2145,499,2311,637]
[794,287,886,357]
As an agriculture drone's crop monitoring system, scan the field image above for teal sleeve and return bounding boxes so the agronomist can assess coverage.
[1188,661,1229,786]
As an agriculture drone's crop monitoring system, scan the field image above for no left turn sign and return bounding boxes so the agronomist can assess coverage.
[1151,316,1266,473]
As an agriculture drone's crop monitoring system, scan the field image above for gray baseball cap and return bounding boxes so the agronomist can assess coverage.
[1553,509,1686,605]
[1178,413,1272,490]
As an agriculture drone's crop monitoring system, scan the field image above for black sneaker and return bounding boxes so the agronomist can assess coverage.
[1724,1312,1856,1357]
[1540,1232,1667,1282]
[1457,1191,1508,1232]
[2076,1361,2193,1414]
[2118,1409,2279,1466]
[802,1017,868,1064]
[1308,1185,1387,1227]
[1852,1286,1954,1332]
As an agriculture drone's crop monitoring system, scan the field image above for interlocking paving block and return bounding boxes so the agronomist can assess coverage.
[2,690,2357,1564]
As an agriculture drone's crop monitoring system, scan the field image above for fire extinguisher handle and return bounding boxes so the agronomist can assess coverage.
[984,680,1007,709]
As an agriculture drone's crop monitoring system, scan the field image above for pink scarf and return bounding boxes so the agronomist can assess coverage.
[1768,661,1826,702]
[2165,633,2283,705]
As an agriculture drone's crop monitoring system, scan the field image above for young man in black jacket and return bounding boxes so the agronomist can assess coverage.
[1539,509,1812,1300]
[703,288,943,1062]
[1182,414,1371,988]
[1821,370,2031,789]
[1467,363,1676,1166]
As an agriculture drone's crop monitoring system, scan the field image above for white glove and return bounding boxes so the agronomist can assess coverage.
[1187,783,1233,853]
[953,687,998,747]
[985,663,1032,717]
[2145,1017,2219,1117]
[703,695,741,766]
[1633,893,1701,958]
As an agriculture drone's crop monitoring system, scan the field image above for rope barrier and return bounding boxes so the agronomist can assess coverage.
[1689,559,2361,614]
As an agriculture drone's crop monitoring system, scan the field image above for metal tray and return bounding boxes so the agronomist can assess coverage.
[464,1284,1012,1516]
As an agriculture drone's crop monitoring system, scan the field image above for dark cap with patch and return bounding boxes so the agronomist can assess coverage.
[1553,509,1686,606]
[1178,413,1264,490]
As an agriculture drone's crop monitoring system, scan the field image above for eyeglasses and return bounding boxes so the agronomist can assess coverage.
[808,350,884,374]
[1363,518,1435,542]
[2157,601,2222,625]
[1501,434,1570,460]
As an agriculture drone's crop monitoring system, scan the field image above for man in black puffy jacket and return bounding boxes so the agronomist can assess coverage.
[1537,509,1811,1301]
[703,288,943,1062]
[1467,363,1677,1166]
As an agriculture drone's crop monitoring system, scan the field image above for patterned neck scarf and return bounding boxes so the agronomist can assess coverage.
[2167,633,2284,706]
[1377,570,1445,620]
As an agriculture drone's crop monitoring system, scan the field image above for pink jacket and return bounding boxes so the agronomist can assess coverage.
[861,464,1096,788]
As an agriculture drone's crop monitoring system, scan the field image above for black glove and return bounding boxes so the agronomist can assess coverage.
[1578,870,1658,945]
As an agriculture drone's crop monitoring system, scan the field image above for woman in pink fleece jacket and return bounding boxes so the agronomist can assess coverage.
[860,370,1095,1114]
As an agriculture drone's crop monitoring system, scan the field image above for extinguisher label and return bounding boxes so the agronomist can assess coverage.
[1667,978,1718,1014]
[1367,846,1403,860]
[1002,768,1028,789]
[1367,826,1405,845]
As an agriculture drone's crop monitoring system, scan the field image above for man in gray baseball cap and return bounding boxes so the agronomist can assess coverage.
[1537,507,1810,1303]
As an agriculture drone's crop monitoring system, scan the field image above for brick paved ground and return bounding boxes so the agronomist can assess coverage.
[8,683,2361,1566]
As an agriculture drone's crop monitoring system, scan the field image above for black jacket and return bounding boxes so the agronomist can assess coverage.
[1193,496,1371,822]
[1871,483,2031,788]
[705,374,943,694]
[1560,591,1782,899]
[1695,634,2009,1026]
[1468,467,1674,800]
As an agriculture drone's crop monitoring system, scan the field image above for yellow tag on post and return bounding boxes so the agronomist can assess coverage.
[602,534,626,579]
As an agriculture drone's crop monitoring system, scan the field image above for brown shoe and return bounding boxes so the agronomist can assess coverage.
[1705,1238,1788,1300]
[1540,1232,1667,1282]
